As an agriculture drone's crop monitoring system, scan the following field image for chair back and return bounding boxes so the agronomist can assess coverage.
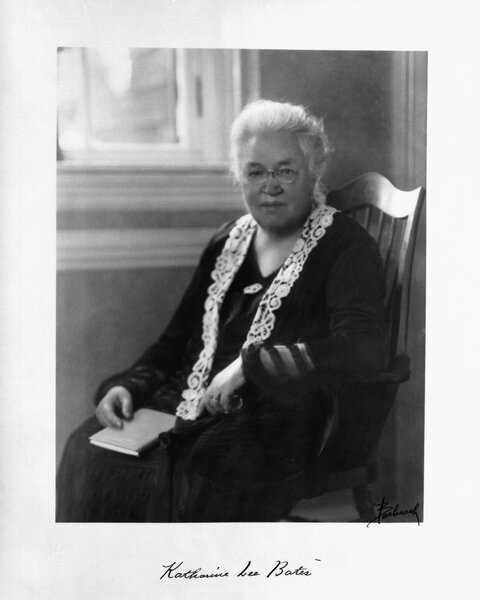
[327,172,425,357]
[311,173,426,480]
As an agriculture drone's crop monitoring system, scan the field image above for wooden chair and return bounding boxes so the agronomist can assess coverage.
[288,172,425,522]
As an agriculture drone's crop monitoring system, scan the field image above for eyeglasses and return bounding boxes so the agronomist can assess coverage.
[244,167,299,186]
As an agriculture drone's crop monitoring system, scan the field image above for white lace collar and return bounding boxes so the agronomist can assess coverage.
[176,203,338,420]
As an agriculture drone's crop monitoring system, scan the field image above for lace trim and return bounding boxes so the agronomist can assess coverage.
[176,213,256,419]
[176,204,338,420]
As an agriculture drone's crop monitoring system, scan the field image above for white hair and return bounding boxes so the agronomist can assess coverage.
[229,99,332,201]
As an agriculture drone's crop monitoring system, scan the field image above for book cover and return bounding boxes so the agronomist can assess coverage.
[89,408,176,456]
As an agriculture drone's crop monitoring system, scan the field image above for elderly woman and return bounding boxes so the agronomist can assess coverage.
[56,100,388,522]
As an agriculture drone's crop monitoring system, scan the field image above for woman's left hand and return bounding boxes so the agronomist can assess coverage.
[200,356,246,416]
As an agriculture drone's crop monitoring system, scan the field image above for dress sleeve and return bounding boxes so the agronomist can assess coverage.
[94,229,223,406]
[241,230,389,402]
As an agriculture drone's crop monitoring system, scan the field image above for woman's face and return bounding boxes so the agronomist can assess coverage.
[237,131,314,236]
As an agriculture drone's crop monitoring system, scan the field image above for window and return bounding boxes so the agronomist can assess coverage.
[57,47,249,166]
[56,47,260,216]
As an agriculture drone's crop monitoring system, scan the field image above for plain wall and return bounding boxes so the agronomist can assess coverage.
[260,50,395,188]
[57,50,427,516]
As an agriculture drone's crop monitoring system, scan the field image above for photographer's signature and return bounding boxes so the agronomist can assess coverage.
[367,496,421,526]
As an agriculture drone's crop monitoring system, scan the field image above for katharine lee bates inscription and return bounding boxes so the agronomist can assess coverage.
[160,559,322,580]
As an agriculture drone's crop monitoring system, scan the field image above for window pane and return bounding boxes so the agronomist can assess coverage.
[58,48,179,151]
[87,48,179,145]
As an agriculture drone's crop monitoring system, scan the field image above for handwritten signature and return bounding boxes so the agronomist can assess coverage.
[160,559,322,580]
[367,496,421,526]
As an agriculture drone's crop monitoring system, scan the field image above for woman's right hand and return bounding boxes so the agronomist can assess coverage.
[95,386,133,429]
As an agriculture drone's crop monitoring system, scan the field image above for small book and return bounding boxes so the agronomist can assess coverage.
[89,408,176,456]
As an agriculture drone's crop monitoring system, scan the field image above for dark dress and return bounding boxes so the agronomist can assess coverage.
[56,211,388,522]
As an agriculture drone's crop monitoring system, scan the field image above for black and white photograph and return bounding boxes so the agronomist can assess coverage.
[1,1,479,599]
[55,48,426,524]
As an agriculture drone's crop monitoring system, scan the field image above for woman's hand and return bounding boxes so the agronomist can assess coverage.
[95,385,133,428]
[200,356,246,416]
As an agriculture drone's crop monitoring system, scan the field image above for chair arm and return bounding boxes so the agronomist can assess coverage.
[366,354,411,384]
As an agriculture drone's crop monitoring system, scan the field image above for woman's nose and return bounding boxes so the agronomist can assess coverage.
[262,172,282,194]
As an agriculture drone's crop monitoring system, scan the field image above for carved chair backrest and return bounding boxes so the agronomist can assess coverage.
[327,172,425,358]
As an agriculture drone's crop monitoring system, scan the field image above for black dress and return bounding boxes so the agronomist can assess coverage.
[56,212,388,522]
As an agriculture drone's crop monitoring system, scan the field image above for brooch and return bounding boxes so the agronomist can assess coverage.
[243,283,263,294]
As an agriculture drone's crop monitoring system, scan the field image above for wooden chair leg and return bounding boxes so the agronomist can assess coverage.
[352,484,376,522]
